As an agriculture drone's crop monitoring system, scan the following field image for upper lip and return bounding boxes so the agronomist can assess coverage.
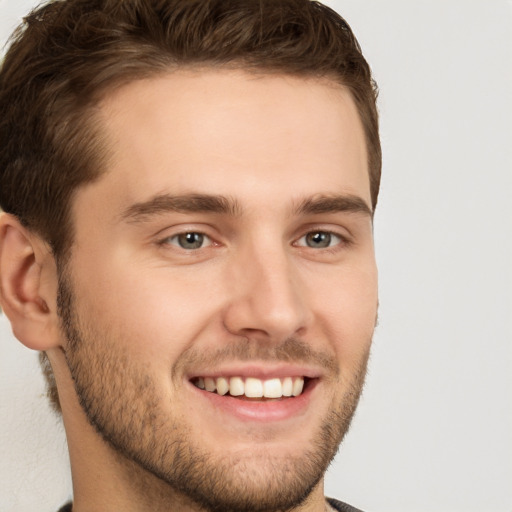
[186,363,323,381]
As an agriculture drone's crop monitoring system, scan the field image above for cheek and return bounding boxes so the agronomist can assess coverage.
[71,257,225,365]
[312,265,377,356]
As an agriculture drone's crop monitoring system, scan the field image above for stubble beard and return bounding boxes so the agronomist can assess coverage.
[57,272,370,512]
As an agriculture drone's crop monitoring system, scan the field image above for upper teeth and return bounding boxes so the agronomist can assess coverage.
[194,376,305,398]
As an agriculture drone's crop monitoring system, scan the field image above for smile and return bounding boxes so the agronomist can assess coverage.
[192,376,305,399]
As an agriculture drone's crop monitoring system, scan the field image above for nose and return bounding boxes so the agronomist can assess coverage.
[222,242,311,342]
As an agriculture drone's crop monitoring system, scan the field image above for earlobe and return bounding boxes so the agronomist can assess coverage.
[0,213,61,350]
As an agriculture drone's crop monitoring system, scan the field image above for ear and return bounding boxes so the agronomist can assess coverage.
[0,212,61,350]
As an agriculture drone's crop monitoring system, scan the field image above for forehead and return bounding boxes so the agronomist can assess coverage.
[82,69,370,217]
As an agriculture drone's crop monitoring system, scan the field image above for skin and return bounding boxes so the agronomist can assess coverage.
[0,69,378,512]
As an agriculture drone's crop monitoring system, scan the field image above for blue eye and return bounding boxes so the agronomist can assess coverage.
[167,232,212,250]
[298,231,342,248]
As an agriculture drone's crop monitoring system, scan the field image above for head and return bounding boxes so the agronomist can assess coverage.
[0,0,380,262]
[0,1,380,510]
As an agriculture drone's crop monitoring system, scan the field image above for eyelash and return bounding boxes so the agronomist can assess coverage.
[159,232,215,250]
[158,229,350,252]
[294,231,347,250]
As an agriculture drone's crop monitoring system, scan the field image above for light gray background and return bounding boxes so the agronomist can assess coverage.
[1,1,511,511]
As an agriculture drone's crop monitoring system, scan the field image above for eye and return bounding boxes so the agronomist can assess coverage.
[296,231,343,249]
[165,232,212,250]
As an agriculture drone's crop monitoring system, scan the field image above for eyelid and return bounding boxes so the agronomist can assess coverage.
[293,224,352,246]
[294,231,345,249]
[165,232,213,249]
[155,224,220,249]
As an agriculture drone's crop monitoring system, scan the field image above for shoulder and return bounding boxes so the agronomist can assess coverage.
[327,497,365,512]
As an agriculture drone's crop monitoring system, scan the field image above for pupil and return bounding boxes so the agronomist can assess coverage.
[307,232,330,248]
[179,233,203,249]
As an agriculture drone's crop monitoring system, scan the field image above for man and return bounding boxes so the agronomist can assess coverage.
[0,0,380,511]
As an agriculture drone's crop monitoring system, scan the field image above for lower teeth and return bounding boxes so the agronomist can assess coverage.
[235,395,283,401]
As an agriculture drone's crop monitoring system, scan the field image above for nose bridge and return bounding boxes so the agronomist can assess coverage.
[223,235,309,340]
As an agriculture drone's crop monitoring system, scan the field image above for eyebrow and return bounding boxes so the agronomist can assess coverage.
[120,193,242,223]
[120,192,372,224]
[293,194,373,218]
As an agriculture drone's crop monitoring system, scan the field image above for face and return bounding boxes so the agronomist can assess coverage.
[60,70,378,512]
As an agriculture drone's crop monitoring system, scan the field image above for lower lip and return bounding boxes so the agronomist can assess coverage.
[189,379,317,423]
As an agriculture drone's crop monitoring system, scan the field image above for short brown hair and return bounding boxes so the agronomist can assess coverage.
[0,0,380,411]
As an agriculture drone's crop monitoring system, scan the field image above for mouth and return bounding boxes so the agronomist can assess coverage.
[188,370,319,422]
[191,376,308,400]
